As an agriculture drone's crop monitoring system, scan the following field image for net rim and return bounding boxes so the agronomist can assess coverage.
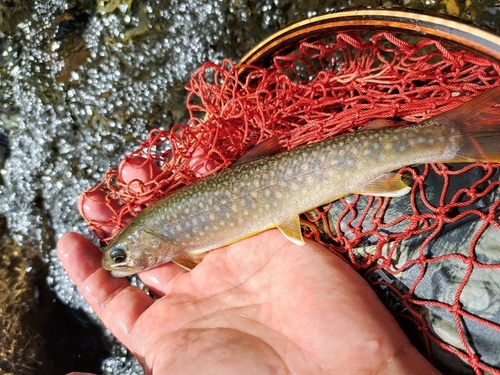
[239,8,500,69]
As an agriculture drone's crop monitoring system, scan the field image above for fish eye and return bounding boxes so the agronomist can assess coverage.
[109,247,127,263]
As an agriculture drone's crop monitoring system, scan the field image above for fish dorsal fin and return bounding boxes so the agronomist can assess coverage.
[354,172,411,197]
[277,213,305,246]
[232,136,282,166]
[360,119,392,131]
[172,251,206,271]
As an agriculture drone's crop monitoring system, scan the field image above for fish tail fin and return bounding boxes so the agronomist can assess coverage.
[439,86,500,162]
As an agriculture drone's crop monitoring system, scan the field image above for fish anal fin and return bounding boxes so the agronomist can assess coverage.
[437,86,500,163]
[277,214,305,246]
[355,172,411,197]
[233,136,282,166]
[172,251,206,271]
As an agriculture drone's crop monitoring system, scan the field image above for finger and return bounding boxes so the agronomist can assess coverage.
[57,232,154,347]
[138,262,188,297]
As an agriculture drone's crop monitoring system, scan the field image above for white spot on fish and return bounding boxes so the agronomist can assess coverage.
[264,189,271,197]
[399,145,406,152]
[275,191,283,199]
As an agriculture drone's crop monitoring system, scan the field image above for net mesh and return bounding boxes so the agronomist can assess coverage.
[80,31,500,374]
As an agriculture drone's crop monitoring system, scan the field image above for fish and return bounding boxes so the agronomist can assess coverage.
[102,87,500,276]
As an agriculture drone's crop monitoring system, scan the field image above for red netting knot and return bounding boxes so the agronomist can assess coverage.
[465,189,478,200]
[435,164,449,175]
[413,174,425,184]
[464,256,475,265]
[469,354,480,367]
[451,303,461,313]
[434,207,448,219]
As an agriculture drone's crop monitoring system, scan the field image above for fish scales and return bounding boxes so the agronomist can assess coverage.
[102,86,500,275]
[152,124,452,250]
[153,124,452,247]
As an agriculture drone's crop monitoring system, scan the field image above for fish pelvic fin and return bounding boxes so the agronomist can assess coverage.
[438,86,500,163]
[354,172,411,197]
[277,213,305,246]
[172,251,206,271]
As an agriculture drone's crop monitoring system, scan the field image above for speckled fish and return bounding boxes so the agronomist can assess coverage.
[103,87,500,276]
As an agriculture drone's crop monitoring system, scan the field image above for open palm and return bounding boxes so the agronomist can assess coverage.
[58,229,439,375]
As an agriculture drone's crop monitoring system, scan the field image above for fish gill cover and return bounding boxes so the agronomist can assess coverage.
[80,29,500,374]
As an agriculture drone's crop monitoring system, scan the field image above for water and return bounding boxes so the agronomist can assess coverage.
[0,0,499,374]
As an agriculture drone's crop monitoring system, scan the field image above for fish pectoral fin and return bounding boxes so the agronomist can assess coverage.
[172,251,206,271]
[277,214,305,246]
[354,172,411,197]
[232,136,282,166]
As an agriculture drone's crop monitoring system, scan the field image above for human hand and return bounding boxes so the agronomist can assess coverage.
[58,229,440,375]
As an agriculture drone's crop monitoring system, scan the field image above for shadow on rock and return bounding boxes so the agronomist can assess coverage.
[0,215,109,375]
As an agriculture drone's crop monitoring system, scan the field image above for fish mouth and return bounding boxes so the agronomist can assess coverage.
[110,269,136,277]
[106,266,143,277]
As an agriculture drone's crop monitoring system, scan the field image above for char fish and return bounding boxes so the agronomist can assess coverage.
[103,87,500,276]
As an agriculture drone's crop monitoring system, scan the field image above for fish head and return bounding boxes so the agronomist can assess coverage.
[102,224,174,277]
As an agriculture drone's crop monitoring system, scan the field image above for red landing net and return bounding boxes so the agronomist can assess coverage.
[80,31,500,374]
